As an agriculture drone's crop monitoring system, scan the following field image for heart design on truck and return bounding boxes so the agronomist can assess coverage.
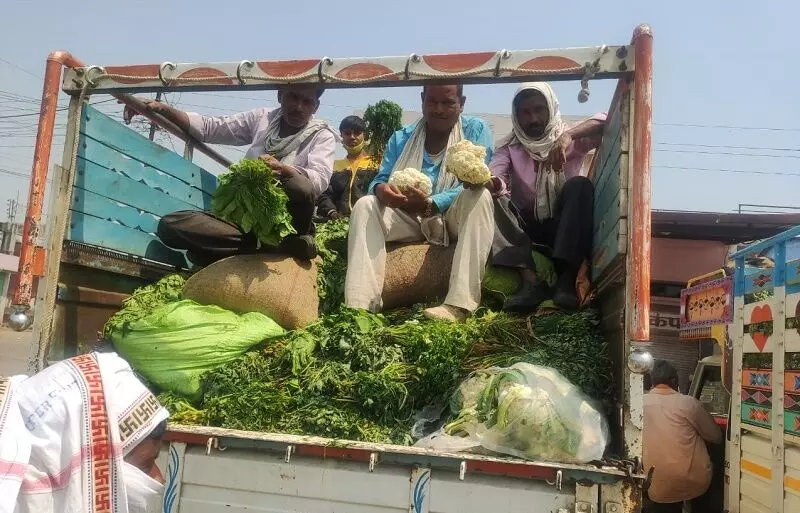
[749,305,773,352]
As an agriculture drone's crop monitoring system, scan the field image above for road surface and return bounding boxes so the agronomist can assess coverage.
[0,326,32,376]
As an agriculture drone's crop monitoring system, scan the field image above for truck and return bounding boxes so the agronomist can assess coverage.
[9,25,654,512]
[680,228,800,512]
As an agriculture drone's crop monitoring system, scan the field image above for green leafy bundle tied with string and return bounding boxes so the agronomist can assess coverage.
[212,159,296,247]
[363,100,403,163]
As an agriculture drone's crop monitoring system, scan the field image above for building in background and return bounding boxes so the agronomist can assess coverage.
[0,222,23,322]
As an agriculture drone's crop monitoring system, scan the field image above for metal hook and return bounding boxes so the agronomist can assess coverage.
[546,469,563,491]
[205,437,218,456]
[317,57,333,83]
[458,460,467,481]
[404,54,420,80]
[84,66,106,87]
[285,445,295,463]
[159,62,176,86]
[494,49,511,77]
[237,60,254,85]
[368,452,378,472]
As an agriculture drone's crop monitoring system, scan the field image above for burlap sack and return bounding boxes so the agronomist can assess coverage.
[182,254,319,330]
[382,243,456,310]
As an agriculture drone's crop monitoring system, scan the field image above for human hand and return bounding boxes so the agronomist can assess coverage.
[546,132,572,171]
[121,99,171,125]
[375,183,408,208]
[328,210,343,220]
[403,187,431,215]
[259,154,294,176]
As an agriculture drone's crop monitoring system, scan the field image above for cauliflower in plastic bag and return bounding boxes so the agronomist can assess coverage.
[388,167,433,195]
[446,140,492,185]
[441,363,609,464]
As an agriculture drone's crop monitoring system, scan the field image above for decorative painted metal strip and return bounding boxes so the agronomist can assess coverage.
[744,268,775,295]
[741,403,772,429]
[742,369,772,390]
[786,411,800,436]
[788,259,800,287]
[63,46,634,93]
[741,388,771,406]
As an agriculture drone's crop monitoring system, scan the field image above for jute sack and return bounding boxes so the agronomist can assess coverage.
[382,242,456,310]
[182,254,319,330]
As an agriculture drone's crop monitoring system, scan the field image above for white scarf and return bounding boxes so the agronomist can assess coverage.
[263,109,338,166]
[391,117,465,246]
[500,82,567,221]
[6,352,169,513]
[0,376,29,513]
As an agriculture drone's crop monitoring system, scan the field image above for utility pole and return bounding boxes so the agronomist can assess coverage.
[148,92,163,141]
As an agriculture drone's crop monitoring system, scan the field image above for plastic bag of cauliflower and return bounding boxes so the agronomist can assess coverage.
[445,140,492,185]
[441,363,609,463]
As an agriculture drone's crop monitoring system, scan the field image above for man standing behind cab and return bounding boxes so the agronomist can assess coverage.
[488,82,605,312]
[124,85,336,264]
[643,360,722,513]
[317,115,378,220]
[345,84,494,322]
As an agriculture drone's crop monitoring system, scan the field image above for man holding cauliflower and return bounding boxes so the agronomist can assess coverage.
[344,84,494,322]
[488,82,606,313]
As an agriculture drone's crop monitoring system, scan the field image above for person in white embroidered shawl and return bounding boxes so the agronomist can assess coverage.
[488,82,606,313]
[345,84,495,322]
[0,352,169,513]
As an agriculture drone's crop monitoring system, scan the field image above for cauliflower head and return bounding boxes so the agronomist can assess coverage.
[446,140,492,185]
[388,168,433,196]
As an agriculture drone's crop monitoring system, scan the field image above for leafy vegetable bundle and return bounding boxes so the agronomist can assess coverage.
[157,306,612,446]
[211,159,296,247]
[314,218,350,315]
[363,100,403,163]
[103,274,185,338]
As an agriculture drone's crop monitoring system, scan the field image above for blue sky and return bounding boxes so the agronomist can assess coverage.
[0,0,798,222]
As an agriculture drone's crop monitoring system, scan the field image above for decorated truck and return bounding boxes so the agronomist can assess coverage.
[9,25,654,512]
[680,227,800,512]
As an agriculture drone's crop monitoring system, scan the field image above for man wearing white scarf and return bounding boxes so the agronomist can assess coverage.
[488,82,606,313]
[124,85,337,263]
[345,85,495,322]
[0,352,170,513]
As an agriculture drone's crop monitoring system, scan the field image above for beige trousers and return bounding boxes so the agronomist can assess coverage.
[344,188,495,312]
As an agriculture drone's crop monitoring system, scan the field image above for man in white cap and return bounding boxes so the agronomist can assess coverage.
[0,352,169,513]
[488,82,606,313]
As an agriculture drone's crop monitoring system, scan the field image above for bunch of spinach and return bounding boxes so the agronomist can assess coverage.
[212,159,295,247]
[314,218,350,314]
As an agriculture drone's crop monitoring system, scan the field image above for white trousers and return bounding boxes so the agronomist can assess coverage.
[344,188,495,312]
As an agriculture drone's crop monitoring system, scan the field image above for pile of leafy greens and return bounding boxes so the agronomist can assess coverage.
[212,159,295,247]
[363,100,403,163]
[103,274,185,338]
[314,218,350,315]
[156,306,612,445]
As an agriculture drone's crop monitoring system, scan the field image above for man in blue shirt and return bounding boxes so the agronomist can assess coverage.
[344,84,494,322]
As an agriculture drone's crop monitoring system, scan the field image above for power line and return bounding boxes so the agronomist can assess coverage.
[0,98,116,120]
[0,57,42,80]
[654,165,800,177]
[654,122,800,132]
[654,149,800,159]
[655,142,800,152]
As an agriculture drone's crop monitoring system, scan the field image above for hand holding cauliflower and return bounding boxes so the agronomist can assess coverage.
[388,168,433,196]
[446,140,492,185]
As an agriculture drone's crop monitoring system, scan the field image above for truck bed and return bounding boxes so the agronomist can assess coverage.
[157,425,640,513]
